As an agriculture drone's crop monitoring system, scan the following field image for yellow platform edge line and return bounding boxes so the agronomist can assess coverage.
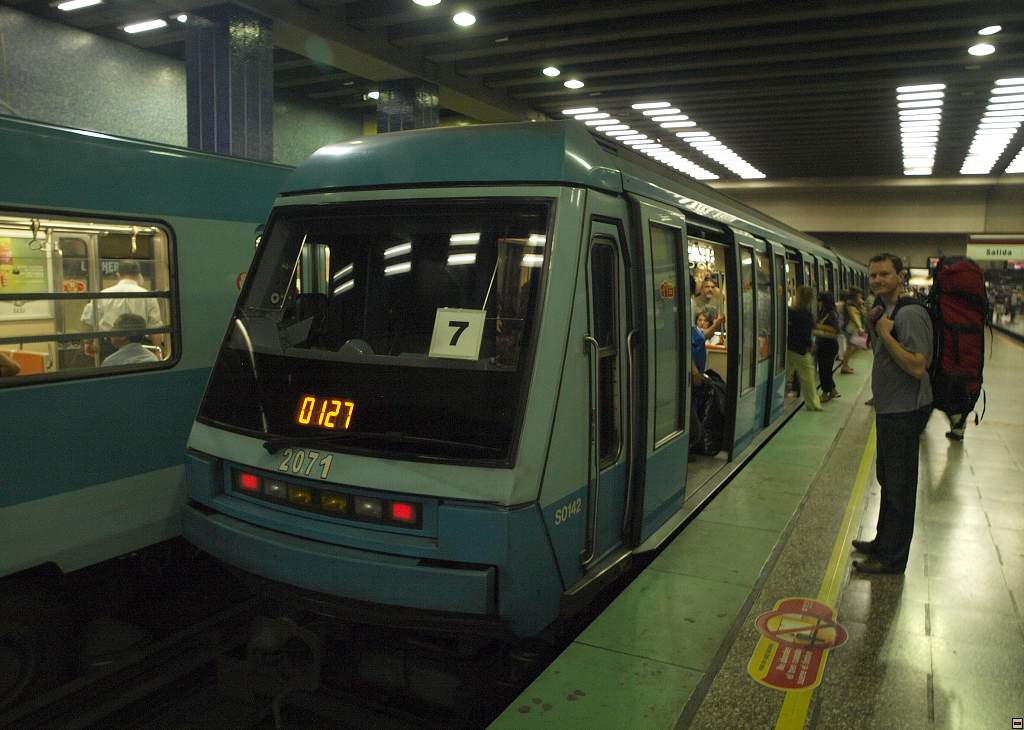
[774,421,877,730]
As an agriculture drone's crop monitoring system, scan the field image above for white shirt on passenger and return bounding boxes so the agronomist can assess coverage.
[80,279,162,332]
[101,343,159,367]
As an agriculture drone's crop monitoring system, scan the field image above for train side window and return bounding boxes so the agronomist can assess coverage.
[0,211,176,386]
[739,247,755,391]
[650,222,684,444]
[589,239,621,465]
[755,252,772,364]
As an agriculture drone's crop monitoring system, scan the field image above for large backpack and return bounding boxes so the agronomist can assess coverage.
[917,257,988,419]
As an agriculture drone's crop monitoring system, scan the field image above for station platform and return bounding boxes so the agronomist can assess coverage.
[491,332,1024,729]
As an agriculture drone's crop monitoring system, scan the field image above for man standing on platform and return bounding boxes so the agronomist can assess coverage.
[852,253,933,574]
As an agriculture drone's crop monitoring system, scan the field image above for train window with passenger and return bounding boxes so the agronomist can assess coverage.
[199,199,551,462]
[650,223,685,443]
[0,211,176,385]
[755,252,772,364]
[689,236,728,382]
[739,247,756,391]
[773,253,787,374]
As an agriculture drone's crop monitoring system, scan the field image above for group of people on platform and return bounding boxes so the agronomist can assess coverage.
[785,285,869,411]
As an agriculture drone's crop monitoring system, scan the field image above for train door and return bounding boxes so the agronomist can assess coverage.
[580,216,634,568]
[768,243,788,422]
[731,231,766,454]
[631,198,691,544]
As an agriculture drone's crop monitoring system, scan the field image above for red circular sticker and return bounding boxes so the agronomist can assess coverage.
[659,280,676,300]
[236,271,247,290]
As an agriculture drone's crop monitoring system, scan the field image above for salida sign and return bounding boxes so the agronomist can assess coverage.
[747,597,847,691]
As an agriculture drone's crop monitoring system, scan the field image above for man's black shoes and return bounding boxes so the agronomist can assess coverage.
[852,558,904,575]
[851,539,875,554]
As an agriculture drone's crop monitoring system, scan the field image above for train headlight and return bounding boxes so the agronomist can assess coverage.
[321,492,348,513]
[287,486,313,506]
[354,496,383,520]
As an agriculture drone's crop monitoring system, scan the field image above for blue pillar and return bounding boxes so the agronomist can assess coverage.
[377,79,439,134]
[185,5,273,161]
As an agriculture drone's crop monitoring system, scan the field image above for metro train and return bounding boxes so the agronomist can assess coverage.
[182,121,868,639]
[0,115,290,586]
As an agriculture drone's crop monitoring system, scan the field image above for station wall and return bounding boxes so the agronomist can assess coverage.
[0,6,361,166]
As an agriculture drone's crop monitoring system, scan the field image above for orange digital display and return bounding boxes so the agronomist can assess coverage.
[295,395,355,430]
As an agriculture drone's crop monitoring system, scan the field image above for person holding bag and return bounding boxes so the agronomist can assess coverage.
[814,292,841,401]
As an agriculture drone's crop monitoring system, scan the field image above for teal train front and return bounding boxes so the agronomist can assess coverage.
[181,121,867,637]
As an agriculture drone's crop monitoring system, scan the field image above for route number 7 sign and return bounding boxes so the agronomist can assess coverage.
[429,308,486,360]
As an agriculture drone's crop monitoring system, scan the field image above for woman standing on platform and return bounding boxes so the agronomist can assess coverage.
[840,288,867,374]
[786,285,822,411]
[815,292,841,401]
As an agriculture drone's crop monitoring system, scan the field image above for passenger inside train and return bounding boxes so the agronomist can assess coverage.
[0,213,175,382]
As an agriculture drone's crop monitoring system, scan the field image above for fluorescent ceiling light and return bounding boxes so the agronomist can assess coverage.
[574,112,609,120]
[124,19,167,33]
[176,13,187,22]
[367,90,380,100]
[542,66,560,77]
[897,91,944,101]
[643,108,680,116]
[989,94,1024,103]
[978,25,1002,35]
[413,0,442,5]
[968,43,996,56]
[996,78,1024,85]
[57,0,102,9]
[677,131,710,138]
[596,124,629,131]
[987,102,1024,110]
[898,100,943,109]
[899,109,942,116]
[586,118,618,126]
[384,262,411,276]
[896,83,945,93]
[449,233,480,245]
[453,11,476,26]
[993,86,1024,95]
[384,242,412,259]
[660,121,696,128]
[631,102,670,109]
[564,79,584,89]
[606,130,638,137]
[651,115,690,122]
[562,107,598,115]
[447,253,477,266]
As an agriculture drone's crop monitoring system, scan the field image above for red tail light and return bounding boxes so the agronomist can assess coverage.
[389,501,416,524]
[237,472,260,492]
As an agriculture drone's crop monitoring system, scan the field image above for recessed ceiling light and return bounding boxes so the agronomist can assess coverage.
[453,11,476,26]
[176,13,188,22]
[413,0,442,5]
[57,0,102,9]
[968,43,996,56]
[562,106,597,115]
[631,102,670,110]
[564,79,584,89]
[542,66,560,77]
[124,19,168,33]
[977,25,1002,35]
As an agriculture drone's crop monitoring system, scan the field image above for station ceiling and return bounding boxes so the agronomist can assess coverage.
[9,0,1024,182]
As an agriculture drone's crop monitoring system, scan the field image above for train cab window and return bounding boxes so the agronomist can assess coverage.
[0,211,176,386]
[824,261,835,293]
[785,253,799,306]
[739,247,755,391]
[689,236,728,383]
[650,222,684,443]
[200,199,551,462]
[589,239,621,465]
[755,252,772,364]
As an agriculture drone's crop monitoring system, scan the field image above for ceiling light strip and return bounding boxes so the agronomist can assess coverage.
[960,79,1024,175]
[897,83,944,175]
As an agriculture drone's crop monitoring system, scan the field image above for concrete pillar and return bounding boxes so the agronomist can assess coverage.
[184,5,273,161]
[377,79,439,134]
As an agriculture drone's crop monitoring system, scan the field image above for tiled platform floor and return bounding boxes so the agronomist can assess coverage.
[491,332,1024,729]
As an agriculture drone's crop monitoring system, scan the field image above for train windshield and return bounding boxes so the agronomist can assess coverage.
[198,198,551,462]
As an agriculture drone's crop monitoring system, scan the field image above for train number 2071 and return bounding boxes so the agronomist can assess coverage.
[277,448,333,480]
[554,497,584,525]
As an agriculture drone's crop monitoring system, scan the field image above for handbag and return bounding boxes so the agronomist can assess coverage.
[848,331,868,350]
